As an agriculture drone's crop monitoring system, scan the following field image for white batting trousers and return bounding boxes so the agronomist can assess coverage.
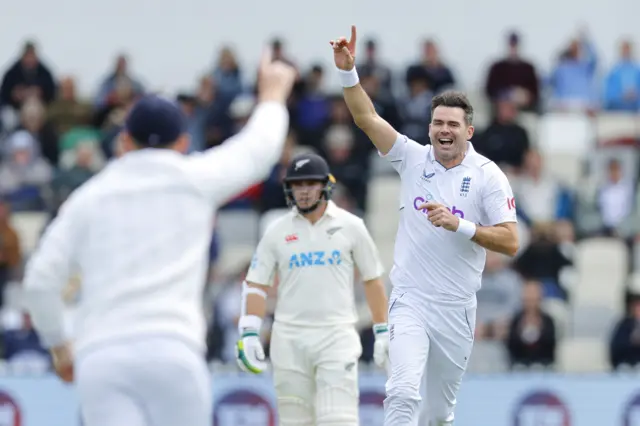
[269,322,362,426]
[384,288,476,426]
[76,336,212,426]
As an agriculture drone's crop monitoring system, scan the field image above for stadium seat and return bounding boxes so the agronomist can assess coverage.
[557,337,608,372]
[369,150,396,177]
[9,212,49,255]
[517,112,539,147]
[537,113,594,187]
[258,208,290,238]
[538,113,595,155]
[570,304,618,339]
[467,341,509,373]
[595,113,640,141]
[366,176,401,245]
[215,245,255,278]
[215,210,260,248]
[377,241,396,274]
[542,153,585,189]
[542,298,570,339]
[573,238,628,312]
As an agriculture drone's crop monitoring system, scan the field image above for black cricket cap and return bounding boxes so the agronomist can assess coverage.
[124,94,187,148]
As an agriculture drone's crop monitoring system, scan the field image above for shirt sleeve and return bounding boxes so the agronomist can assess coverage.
[186,101,289,206]
[351,219,385,281]
[378,133,425,175]
[245,230,278,287]
[481,163,518,225]
[22,193,84,348]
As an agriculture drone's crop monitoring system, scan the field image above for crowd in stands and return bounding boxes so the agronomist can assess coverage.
[0,28,639,374]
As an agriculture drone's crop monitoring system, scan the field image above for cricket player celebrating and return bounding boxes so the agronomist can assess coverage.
[21,50,297,426]
[330,27,519,426]
[236,152,389,426]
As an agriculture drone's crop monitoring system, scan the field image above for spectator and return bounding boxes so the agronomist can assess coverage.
[597,158,636,237]
[473,96,530,172]
[176,94,207,153]
[47,76,93,136]
[603,39,640,112]
[271,38,297,70]
[514,222,572,300]
[93,75,139,131]
[476,251,523,341]
[357,39,393,97]
[506,280,557,368]
[259,131,297,213]
[0,200,21,300]
[0,41,56,111]
[548,31,599,112]
[406,39,456,94]
[212,47,243,104]
[14,96,59,167]
[610,291,640,369]
[1,311,50,371]
[0,130,53,211]
[400,66,433,145]
[94,54,144,109]
[485,31,540,112]
[323,124,367,211]
[512,150,574,225]
[50,143,98,210]
[295,64,330,149]
[360,71,403,131]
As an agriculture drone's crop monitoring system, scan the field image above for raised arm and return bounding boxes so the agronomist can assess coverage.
[331,26,398,155]
[188,50,297,205]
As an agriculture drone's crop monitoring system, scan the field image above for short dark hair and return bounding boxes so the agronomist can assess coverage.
[431,90,474,125]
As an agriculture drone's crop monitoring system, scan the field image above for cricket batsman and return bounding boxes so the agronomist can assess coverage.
[236,152,390,425]
[21,49,297,426]
[330,26,519,425]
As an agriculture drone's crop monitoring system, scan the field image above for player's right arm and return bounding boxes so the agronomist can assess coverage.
[187,50,297,205]
[330,26,398,155]
[236,230,278,374]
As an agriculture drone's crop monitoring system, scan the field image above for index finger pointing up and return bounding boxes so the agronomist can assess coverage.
[349,25,357,46]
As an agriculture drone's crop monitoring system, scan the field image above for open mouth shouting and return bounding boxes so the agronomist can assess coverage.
[438,138,454,148]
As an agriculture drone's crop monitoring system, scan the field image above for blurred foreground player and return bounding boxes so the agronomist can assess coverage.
[21,50,297,426]
[331,26,519,425]
[236,153,389,425]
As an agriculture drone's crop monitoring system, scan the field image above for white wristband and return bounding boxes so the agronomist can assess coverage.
[456,218,477,239]
[238,315,263,335]
[338,67,359,88]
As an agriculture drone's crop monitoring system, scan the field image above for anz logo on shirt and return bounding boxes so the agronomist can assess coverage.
[288,250,342,269]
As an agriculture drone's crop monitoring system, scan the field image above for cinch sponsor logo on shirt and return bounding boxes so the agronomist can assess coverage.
[413,196,466,219]
[288,250,342,269]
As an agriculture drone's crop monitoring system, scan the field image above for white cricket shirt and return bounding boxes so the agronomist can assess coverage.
[381,133,517,306]
[22,102,289,354]
[246,201,384,327]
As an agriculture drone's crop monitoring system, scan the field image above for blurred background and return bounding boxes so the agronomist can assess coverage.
[0,0,640,424]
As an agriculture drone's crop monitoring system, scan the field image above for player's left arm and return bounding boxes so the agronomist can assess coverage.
[22,194,83,350]
[420,163,518,256]
[470,222,519,257]
[351,218,390,368]
[472,164,519,257]
[351,219,387,325]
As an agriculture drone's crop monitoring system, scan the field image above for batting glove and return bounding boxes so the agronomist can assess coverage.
[372,323,390,370]
[235,314,268,374]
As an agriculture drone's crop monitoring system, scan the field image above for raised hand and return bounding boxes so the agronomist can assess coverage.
[330,25,357,71]
[257,47,297,103]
